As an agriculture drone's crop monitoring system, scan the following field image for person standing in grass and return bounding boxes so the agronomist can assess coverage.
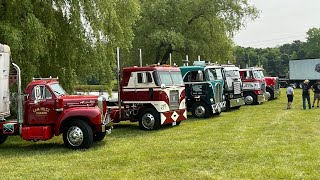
[286,84,294,109]
[311,80,320,108]
[302,79,311,110]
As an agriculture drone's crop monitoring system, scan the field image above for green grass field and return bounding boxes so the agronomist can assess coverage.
[2,88,320,179]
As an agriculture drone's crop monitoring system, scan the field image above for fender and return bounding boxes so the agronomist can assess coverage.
[54,107,102,135]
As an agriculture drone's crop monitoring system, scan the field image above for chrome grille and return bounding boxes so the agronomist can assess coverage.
[261,82,266,91]
[170,90,179,110]
[233,81,241,95]
[214,84,222,103]
[275,78,280,90]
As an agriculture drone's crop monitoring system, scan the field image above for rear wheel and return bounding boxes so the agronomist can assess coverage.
[139,108,161,130]
[0,134,8,144]
[191,102,210,118]
[93,132,106,141]
[63,120,93,149]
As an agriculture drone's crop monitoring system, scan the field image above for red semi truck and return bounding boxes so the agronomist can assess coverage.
[107,49,187,130]
[264,76,281,100]
[239,67,270,105]
[0,43,112,149]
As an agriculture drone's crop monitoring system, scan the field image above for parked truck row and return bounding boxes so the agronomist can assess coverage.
[0,43,280,149]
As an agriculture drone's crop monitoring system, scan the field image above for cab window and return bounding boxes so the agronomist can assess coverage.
[31,86,53,100]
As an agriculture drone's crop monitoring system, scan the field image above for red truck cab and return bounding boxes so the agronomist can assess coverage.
[0,78,112,149]
[239,67,269,105]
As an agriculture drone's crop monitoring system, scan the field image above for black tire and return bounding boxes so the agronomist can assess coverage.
[244,92,257,105]
[267,88,274,100]
[139,108,161,130]
[0,134,8,144]
[191,102,210,118]
[93,132,106,141]
[175,121,181,126]
[63,120,93,149]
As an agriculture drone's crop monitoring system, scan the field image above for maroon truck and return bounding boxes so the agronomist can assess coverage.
[0,43,112,149]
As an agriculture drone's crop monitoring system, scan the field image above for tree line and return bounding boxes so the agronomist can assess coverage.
[1,1,319,91]
[234,28,320,77]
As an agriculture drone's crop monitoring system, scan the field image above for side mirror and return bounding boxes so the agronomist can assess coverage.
[160,84,166,89]
[142,73,148,83]
[197,70,204,81]
[34,85,42,104]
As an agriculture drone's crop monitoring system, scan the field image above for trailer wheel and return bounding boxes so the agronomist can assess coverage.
[63,120,93,149]
[244,93,257,105]
[191,102,210,118]
[0,134,8,144]
[266,88,274,100]
[93,132,106,141]
[139,108,160,130]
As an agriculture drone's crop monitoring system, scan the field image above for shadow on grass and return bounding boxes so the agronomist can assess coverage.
[110,121,185,139]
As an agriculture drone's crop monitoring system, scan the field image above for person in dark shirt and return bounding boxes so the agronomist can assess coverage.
[311,80,320,108]
[302,79,311,110]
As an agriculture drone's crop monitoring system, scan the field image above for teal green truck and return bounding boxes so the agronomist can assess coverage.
[179,61,226,118]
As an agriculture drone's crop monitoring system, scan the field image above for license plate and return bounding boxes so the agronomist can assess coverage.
[172,122,176,126]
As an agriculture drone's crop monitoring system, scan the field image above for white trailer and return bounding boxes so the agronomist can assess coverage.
[0,44,11,119]
[289,59,320,87]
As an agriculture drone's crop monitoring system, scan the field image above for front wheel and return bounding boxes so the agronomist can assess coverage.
[244,93,257,105]
[93,132,106,141]
[266,88,274,100]
[139,108,161,130]
[0,134,8,144]
[191,102,210,118]
[63,120,93,149]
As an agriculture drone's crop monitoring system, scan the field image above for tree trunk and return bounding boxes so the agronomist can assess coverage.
[160,45,173,65]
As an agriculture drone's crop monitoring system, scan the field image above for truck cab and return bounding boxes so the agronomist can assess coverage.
[109,65,187,130]
[179,61,226,118]
[0,43,112,149]
[221,64,245,109]
[264,76,281,100]
[239,67,269,105]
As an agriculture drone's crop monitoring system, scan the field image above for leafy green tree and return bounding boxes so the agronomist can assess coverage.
[304,28,320,59]
[0,0,140,92]
[132,0,258,65]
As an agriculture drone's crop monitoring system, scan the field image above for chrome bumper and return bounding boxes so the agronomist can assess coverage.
[211,101,227,113]
[229,97,245,108]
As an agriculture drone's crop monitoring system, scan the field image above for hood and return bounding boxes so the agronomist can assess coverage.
[59,95,99,107]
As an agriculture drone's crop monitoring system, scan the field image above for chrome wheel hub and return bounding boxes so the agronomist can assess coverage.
[245,96,254,105]
[142,113,155,129]
[195,106,206,117]
[67,126,84,146]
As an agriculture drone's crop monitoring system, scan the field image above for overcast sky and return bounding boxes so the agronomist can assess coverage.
[233,0,320,48]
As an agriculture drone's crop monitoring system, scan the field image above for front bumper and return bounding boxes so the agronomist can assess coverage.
[211,101,227,113]
[101,117,113,134]
[257,93,268,103]
[161,109,187,126]
[229,97,245,108]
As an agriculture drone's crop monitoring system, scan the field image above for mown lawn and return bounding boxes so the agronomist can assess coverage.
[1,88,320,179]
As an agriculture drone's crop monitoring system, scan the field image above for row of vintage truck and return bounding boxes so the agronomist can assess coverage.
[0,44,280,149]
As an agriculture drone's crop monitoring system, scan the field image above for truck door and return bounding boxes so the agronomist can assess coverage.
[25,85,58,125]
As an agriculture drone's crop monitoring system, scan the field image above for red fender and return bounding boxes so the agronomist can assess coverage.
[54,107,102,135]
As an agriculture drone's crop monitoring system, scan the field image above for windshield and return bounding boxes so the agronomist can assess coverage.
[156,71,184,86]
[253,70,264,79]
[50,83,67,96]
[206,68,223,80]
[224,70,240,78]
